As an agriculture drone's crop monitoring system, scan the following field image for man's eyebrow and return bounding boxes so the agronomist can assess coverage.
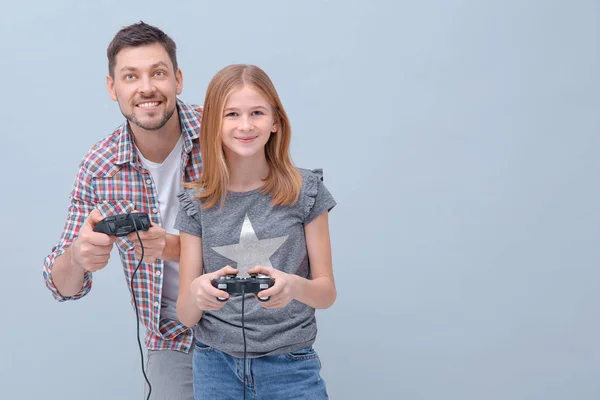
[119,61,170,73]
[120,66,138,73]
[150,61,170,70]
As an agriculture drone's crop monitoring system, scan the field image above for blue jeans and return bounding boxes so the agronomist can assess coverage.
[193,340,329,400]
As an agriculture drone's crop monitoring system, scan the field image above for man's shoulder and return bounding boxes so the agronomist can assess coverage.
[178,99,203,121]
[178,99,203,113]
[76,123,127,178]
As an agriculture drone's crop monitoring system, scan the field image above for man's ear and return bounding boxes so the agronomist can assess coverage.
[175,68,183,95]
[106,75,117,101]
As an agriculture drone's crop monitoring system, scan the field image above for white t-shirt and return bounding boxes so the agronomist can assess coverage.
[136,134,183,322]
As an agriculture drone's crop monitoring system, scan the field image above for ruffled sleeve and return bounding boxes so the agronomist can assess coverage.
[301,168,337,225]
[173,189,203,237]
[177,189,200,217]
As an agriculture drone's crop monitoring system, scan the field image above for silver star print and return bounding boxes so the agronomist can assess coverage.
[211,214,288,276]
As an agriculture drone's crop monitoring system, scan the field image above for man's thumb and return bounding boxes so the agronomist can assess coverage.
[87,208,105,226]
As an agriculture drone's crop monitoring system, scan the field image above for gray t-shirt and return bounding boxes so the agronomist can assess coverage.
[174,168,336,358]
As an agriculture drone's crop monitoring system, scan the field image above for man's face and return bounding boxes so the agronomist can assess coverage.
[106,43,182,132]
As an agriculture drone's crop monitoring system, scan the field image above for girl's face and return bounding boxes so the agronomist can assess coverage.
[221,85,278,161]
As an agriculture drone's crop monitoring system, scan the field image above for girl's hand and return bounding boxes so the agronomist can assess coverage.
[248,265,297,309]
[190,265,238,311]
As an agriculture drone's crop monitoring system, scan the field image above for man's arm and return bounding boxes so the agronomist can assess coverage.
[49,245,86,298]
[47,209,116,297]
[162,233,180,262]
[126,228,179,263]
[43,163,109,301]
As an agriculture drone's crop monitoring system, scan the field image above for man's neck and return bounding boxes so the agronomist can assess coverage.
[130,111,182,163]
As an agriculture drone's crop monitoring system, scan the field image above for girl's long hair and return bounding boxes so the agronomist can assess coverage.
[186,64,302,209]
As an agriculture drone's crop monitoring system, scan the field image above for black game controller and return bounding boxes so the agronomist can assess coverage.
[94,212,152,237]
[211,274,275,302]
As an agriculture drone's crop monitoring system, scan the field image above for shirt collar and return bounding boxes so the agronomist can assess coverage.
[115,98,200,165]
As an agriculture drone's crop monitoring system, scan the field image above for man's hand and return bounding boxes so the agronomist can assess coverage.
[71,209,117,272]
[126,225,167,264]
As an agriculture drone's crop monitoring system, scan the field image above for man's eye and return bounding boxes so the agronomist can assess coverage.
[125,74,136,80]
[155,71,165,77]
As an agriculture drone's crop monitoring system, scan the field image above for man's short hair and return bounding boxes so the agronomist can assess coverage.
[107,21,178,78]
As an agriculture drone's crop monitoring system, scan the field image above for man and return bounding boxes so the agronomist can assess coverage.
[43,21,201,399]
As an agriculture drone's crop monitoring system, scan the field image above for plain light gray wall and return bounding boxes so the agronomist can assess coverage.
[1,0,598,399]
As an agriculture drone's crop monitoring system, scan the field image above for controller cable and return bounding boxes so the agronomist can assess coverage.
[130,215,152,400]
[241,287,247,400]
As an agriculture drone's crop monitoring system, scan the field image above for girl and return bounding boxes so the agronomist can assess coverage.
[174,64,336,400]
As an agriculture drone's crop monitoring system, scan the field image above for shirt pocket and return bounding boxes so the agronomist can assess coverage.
[96,200,137,252]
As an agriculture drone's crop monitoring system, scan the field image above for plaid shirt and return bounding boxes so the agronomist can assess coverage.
[43,99,203,353]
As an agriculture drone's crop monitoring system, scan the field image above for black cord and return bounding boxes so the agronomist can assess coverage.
[242,288,247,400]
[131,216,152,400]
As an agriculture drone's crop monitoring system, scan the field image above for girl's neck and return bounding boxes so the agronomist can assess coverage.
[226,152,270,193]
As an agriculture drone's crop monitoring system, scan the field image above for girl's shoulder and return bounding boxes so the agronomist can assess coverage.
[297,167,324,182]
[177,187,204,218]
[295,167,336,223]
[296,167,325,200]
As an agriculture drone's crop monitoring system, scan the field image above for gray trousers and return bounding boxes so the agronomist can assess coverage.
[143,348,194,400]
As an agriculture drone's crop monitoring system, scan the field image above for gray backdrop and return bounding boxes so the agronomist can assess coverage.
[1,0,599,399]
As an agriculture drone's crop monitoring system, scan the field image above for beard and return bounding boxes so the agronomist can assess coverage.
[121,101,177,131]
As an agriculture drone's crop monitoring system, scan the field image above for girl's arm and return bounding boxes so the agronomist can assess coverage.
[251,211,337,309]
[176,232,239,327]
[292,211,337,309]
[176,232,205,327]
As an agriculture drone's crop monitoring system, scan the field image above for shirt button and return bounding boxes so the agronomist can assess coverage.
[156,270,162,277]
[152,208,158,214]
[154,301,159,307]
[146,179,152,185]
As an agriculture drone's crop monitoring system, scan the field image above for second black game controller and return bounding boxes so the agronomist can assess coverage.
[94,212,152,237]
[211,274,275,302]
